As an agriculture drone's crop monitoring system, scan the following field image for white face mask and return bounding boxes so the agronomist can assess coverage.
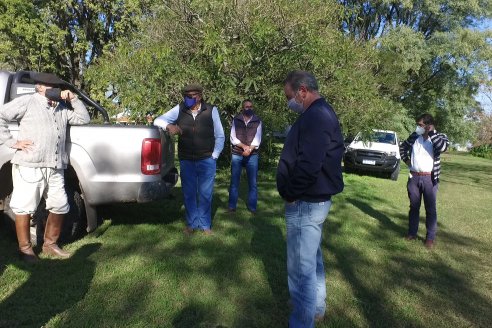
[415,125,425,135]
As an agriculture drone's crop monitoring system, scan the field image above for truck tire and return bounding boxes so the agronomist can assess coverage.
[34,186,87,243]
[344,162,354,174]
[389,162,400,181]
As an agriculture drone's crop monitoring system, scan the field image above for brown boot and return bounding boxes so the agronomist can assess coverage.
[15,214,39,263]
[42,213,70,259]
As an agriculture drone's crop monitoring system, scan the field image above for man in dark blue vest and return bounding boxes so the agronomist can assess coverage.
[154,84,225,235]
[227,99,262,214]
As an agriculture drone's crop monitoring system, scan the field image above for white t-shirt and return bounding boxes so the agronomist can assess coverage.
[410,136,434,172]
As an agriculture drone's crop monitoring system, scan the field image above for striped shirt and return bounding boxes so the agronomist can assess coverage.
[399,131,449,184]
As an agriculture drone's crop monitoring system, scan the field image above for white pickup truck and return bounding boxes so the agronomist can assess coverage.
[343,129,401,180]
[0,70,178,243]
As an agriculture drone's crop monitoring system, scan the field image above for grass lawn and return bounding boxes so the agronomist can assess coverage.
[0,152,491,328]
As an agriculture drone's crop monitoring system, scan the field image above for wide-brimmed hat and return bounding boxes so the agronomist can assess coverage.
[181,83,204,94]
[29,72,66,86]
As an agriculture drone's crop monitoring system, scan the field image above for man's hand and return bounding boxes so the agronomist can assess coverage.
[242,146,252,157]
[12,140,33,152]
[166,124,182,136]
[60,90,76,101]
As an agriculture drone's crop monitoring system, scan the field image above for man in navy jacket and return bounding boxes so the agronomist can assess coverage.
[277,71,344,327]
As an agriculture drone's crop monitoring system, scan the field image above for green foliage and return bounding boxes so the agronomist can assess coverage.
[2,0,490,145]
[0,0,152,85]
[340,1,492,142]
[86,0,412,141]
[470,144,492,159]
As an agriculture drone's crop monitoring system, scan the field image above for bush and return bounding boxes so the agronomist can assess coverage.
[470,145,492,159]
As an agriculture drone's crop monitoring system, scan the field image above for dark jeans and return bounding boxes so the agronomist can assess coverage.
[407,175,439,240]
[228,154,258,211]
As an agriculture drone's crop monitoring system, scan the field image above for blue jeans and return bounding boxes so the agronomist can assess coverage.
[228,154,258,211]
[407,175,439,240]
[180,157,216,230]
[285,200,332,328]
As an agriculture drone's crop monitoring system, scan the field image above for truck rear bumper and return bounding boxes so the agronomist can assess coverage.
[137,168,179,202]
[83,168,179,206]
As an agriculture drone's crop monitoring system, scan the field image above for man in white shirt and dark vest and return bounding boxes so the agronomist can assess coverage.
[154,84,224,235]
[227,99,262,214]
[400,113,449,249]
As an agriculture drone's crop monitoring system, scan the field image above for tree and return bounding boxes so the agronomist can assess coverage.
[0,0,152,86]
[85,0,407,140]
[340,0,492,142]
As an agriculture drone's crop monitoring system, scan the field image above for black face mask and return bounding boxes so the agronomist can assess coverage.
[45,88,62,101]
[243,108,253,117]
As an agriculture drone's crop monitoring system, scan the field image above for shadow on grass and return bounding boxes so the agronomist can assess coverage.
[172,301,226,328]
[0,243,100,328]
[250,217,289,324]
[326,181,492,328]
[103,183,226,231]
[346,197,407,237]
[98,188,184,226]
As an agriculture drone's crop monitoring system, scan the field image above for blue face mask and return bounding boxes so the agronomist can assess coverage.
[184,96,197,109]
[243,108,253,116]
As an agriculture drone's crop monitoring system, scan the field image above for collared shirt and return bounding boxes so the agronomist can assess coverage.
[410,136,434,172]
[154,103,225,159]
[230,116,262,149]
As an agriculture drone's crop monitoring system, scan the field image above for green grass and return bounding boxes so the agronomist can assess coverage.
[0,152,491,327]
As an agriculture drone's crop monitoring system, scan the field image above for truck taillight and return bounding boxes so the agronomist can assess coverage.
[141,138,162,175]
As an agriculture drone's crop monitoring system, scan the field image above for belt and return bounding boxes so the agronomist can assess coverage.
[410,171,432,176]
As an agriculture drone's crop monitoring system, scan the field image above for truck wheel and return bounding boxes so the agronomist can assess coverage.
[344,162,354,174]
[64,187,87,241]
[33,186,87,244]
[389,162,400,181]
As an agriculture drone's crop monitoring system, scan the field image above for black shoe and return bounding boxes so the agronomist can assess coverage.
[19,249,39,264]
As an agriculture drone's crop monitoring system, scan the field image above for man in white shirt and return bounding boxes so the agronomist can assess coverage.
[154,84,224,235]
[227,99,262,214]
[400,113,449,249]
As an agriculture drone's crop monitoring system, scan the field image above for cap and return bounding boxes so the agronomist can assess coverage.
[29,72,66,86]
[182,83,204,94]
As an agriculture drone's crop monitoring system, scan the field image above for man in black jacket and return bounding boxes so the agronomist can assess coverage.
[277,71,344,327]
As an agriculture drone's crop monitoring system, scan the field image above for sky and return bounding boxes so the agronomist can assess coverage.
[475,19,492,113]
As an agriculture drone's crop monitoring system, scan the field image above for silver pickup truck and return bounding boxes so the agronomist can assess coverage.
[0,70,178,242]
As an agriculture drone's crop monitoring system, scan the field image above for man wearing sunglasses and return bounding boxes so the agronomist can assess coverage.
[154,84,224,235]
